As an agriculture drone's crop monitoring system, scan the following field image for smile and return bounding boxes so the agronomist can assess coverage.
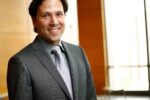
[48,28,59,32]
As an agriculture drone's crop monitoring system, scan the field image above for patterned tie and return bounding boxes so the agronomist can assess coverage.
[51,46,73,99]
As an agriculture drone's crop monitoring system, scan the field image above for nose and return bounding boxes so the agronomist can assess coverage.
[49,15,58,26]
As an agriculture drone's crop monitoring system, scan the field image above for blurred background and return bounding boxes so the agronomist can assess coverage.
[1,0,150,100]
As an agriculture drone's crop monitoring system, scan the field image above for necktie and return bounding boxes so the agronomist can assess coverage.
[51,46,73,99]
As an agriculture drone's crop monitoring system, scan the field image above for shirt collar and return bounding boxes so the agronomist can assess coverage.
[38,37,65,53]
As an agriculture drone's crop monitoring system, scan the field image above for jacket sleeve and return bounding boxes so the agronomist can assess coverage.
[7,57,33,100]
[80,48,97,100]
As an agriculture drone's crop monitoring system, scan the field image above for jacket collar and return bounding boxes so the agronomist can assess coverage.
[32,36,79,100]
[31,36,72,100]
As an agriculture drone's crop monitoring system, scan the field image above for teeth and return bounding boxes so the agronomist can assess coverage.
[49,28,58,30]
[48,28,58,31]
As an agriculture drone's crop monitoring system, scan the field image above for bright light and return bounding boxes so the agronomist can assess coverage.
[104,0,149,91]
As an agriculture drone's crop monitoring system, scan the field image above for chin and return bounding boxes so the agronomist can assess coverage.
[46,38,60,44]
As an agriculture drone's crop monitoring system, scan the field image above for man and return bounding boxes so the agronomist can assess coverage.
[7,0,97,100]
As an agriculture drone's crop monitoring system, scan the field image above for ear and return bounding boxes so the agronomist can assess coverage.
[31,17,37,28]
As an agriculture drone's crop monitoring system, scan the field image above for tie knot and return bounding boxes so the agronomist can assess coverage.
[51,46,62,55]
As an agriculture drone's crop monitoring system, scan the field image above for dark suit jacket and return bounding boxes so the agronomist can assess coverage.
[7,37,97,100]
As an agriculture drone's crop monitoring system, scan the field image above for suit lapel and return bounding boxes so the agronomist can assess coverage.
[31,38,72,99]
[62,42,79,100]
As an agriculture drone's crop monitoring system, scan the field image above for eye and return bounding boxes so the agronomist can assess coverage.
[42,13,49,18]
[56,11,64,17]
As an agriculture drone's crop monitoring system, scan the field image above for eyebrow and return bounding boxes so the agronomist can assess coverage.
[39,10,64,14]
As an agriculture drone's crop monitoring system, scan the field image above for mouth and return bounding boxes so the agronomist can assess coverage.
[48,28,60,32]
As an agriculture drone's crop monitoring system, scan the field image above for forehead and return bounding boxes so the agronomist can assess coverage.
[38,0,64,12]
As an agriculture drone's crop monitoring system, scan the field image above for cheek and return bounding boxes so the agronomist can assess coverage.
[37,20,49,28]
[61,22,65,29]
[59,18,65,25]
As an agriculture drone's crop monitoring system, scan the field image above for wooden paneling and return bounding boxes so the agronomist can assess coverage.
[0,0,34,94]
[77,0,106,94]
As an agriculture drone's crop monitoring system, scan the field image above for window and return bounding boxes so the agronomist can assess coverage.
[104,0,150,91]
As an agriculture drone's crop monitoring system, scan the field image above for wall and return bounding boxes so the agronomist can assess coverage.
[0,0,34,95]
[77,0,106,94]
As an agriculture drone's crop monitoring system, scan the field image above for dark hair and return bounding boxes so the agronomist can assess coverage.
[29,0,68,18]
[28,0,68,32]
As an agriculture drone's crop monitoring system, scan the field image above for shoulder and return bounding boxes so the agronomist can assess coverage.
[9,43,34,61]
[62,41,86,56]
[62,41,81,50]
[10,36,41,60]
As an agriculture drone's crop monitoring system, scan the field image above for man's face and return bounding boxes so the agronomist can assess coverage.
[33,0,65,45]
